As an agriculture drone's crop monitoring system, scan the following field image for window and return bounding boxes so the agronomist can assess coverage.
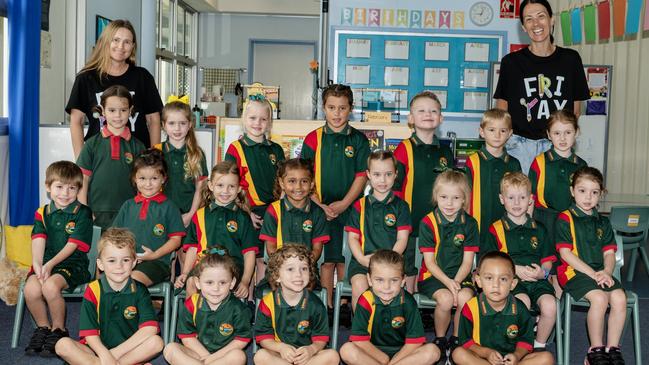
[155,0,197,103]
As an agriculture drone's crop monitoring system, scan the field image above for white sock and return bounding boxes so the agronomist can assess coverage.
[534,340,546,348]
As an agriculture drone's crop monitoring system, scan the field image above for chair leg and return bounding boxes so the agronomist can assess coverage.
[626,249,638,282]
[632,293,642,365]
[252,298,260,353]
[638,247,649,279]
[331,282,343,350]
[168,292,181,344]
[11,283,26,349]
[563,296,572,365]
[163,285,171,344]
[555,298,563,365]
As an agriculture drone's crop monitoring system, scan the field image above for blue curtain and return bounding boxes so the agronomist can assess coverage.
[8,0,41,225]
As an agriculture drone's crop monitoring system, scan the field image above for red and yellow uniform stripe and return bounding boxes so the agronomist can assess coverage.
[556,211,579,286]
[192,207,209,260]
[80,280,102,338]
[177,293,202,338]
[394,139,415,208]
[313,128,324,201]
[257,291,281,342]
[460,296,481,349]
[465,153,482,229]
[269,201,285,249]
[490,220,508,253]
[231,140,264,206]
[530,154,548,208]
[418,212,442,281]
[349,291,377,341]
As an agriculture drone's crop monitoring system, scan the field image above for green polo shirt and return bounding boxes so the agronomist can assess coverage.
[464,147,521,239]
[225,135,285,208]
[112,193,186,266]
[483,215,556,266]
[300,124,369,204]
[529,149,587,213]
[156,141,208,214]
[459,293,534,355]
[394,134,454,234]
[259,198,330,250]
[255,289,330,347]
[177,292,252,352]
[555,205,616,286]
[32,201,93,267]
[418,209,479,282]
[79,276,159,349]
[183,202,259,273]
[76,128,145,213]
[349,289,426,356]
[345,191,412,255]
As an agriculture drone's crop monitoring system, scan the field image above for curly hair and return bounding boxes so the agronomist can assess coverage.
[272,158,315,200]
[266,244,316,291]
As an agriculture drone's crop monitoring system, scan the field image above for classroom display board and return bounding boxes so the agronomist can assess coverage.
[333,28,505,119]
[489,63,612,175]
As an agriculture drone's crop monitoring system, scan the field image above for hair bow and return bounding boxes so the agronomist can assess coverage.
[248,93,266,101]
[166,94,190,105]
[204,247,227,256]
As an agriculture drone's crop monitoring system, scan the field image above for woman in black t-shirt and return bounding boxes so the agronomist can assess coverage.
[493,0,589,172]
[66,19,162,157]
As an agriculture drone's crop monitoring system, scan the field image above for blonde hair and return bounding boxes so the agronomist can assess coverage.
[98,227,136,258]
[161,101,205,180]
[500,172,532,195]
[408,91,442,129]
[481,108,512,129]
[267,244,316,290]
[80,20,137,80]
[201,160,250,213]
[45,161,83,189]
[241,99,274,137]
[432,170,471,211]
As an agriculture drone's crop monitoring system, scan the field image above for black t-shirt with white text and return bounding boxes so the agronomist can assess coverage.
[66,65,163,147]
[494,47,590,140]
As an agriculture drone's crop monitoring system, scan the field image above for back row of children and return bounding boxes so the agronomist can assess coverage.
[26,82,626,364]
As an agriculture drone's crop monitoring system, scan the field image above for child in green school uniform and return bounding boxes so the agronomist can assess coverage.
[77,85,146,230]
[452,251,553,365]
[464,108,521,243]
[300,84,370,311]
[164,252,252,365]
[340,249,440,365]
[175,160,258,298]
[417,170,479,363]
[254,245,339,365]
[483,172,556,350]
[55,228,163,365]
[112,149,185,286]
[394,91,454,291]
[345,151,411,310]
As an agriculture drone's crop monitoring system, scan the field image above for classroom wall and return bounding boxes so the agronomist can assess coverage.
[85,0,142,63]
[39,0,67,124]
[551,0,649,195]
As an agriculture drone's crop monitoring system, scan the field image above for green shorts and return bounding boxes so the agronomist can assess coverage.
[403,236,418,277]
[533,208,559,274]
[378,346,401,359]
[347,258,368,280]
[29,264,91,291]
[417,275,475,299]
[324,214,345,263]
[134,260,171,285]
[563,272,624,301]
[93,211,118,231]
[512,279,556,313]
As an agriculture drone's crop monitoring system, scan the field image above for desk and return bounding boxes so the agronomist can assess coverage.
[600,193,649,214]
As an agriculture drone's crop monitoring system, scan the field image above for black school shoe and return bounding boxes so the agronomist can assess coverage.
[608,346,626,365]
[432,337,448,365]
[447,336,460,365]
[585,346,609,365]
[339,303,352,328]
[40,328,69,357]
[25,326,50,355]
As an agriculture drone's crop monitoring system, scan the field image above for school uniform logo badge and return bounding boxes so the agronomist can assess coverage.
[227,220,238,233]
[123,306,138,320]
[384,214,396,226]
[439,157,448,168]
[269,154,277,165]
[297,320,310,334]
[153,224,165,236]
[65,221,76,234]
[391,316,405,328]
[124,152,134,164]
[506,324,519,339]
[302,220,313,232]
[453,234,465,247]
[344,146,355,158]
[219,323,234,336]
[596,228,604,240]
[530,236,539,249]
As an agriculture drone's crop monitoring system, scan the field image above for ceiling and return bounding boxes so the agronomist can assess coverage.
[183,0,321,16]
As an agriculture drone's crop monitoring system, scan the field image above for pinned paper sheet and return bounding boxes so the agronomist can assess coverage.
[385,40,409,59]
[465,43,490,62]
[424,68,449,87]
[384,67,409,86]
[425,42,450,61]
[463,91,488,110]
[345,65,370,84]
[435,90,448,109]
[463,68,488,88]
[346,39,371,58]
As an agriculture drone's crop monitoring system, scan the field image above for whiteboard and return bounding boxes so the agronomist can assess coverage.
[39,125,215,205]
[488,63,612,176]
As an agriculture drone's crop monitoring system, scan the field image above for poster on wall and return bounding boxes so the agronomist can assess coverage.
[424,68,449,87]
[499,0,520,18]
[463,92,488,110]
[346,65,371,84]
[425,41,450,61]
[463,68,489,88]
[435,90,448,109]
[361,129,385,152]
[385,40,409,59]
[384,67,409,86]
[347,39,371,58]
[465,43,490,62]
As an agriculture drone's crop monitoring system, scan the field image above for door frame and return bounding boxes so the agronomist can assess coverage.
[248,39,318,84]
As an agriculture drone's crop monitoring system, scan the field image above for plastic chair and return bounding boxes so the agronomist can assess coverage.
[11,225,102,348]
[609,206,649,282]
[148,251,176,344]
[561,234,642,365]
[412,238,438,311]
